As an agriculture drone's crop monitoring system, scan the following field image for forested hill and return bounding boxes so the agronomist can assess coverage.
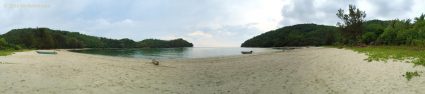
[241,19,407,47]
[1,28,193,49]
[137,39,194,48]
[241,24,339,47]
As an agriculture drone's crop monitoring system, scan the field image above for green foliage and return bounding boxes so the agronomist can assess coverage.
[0,50,21,56]
[138,39,169,48]
[241,24,339,47]
[405,71,420,81]
[1,28,193,49]
[376,20,412,45]
[168,38,194,47]
[3,28,87,49]
[138,38,193,48]
[0,37,21,50]
[362,20,391,44]
[361,32,377,44]
[336,5,367,44]
[119,38,137,48]
[0,37,27,56]
[349,46,425,66]
[377,25,398,45]
[0,50,14,56]
[363,20,389,34]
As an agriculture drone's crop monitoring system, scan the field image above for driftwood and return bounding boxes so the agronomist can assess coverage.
[151,59,159,65]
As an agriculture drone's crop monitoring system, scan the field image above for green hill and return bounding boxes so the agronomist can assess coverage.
[1,28,193,49]
[138,38,193,48]
[241,24,339,47]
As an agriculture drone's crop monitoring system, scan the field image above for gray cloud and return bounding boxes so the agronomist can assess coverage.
[280,0,352,26]
[280,0,419,27]
[364,0,414,19]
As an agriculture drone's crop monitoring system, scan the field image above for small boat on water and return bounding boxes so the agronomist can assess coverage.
[241,51,253,54]
[36,50,57,54]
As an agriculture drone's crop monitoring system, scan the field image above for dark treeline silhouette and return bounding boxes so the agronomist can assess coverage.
[138,39,194,48]
[242,4,425,47]
[0,28,193,49]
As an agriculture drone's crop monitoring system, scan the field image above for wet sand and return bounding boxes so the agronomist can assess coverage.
[0,47,424,94]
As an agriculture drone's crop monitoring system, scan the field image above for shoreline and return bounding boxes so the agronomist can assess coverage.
[1,47,425,94]
[64,47,287,61]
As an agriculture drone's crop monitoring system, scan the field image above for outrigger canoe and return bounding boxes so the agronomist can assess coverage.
[36,50,57,54]
[241,51,253,54]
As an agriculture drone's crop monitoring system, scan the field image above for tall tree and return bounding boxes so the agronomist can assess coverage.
[336,5,367,44]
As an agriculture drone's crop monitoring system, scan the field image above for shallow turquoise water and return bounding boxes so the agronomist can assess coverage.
[70,47,279,59]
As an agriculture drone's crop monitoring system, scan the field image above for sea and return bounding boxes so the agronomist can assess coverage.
[69,47,280,59]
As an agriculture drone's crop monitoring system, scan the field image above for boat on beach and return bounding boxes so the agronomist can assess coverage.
[241,51,253,54]
[36,50,57,54]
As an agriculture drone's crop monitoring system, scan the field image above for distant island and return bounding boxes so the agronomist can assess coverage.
[0,28,193,50]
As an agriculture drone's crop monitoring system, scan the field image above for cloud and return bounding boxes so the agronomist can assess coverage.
[280,0,353,26]
[188,31,212,38]
[357,0,414,20]
[280,0,424,27]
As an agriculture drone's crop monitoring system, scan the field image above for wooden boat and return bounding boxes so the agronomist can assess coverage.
[241,51,253,54]
[36,50,57,54]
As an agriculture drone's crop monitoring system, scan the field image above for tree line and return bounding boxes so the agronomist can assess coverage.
[242,5,425,47]
[0,28,193,50]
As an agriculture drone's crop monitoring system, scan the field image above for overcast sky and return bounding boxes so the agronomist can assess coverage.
[1,0,424,47]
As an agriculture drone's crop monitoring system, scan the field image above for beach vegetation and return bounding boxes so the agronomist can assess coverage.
[0,37,26,56]
[0,49,29,56]
[349,46,425,66]
[405,71,420,81]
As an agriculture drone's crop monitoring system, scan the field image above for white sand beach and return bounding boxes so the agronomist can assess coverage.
[1,47,425,94]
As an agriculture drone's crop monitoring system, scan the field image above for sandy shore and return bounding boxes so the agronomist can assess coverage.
[1,47,425,94]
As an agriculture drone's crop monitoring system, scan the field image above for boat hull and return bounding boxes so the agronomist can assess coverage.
[36,50,57,54]
[241,51,253,54]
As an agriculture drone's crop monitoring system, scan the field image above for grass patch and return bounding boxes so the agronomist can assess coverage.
[404,71,420,81]
[0,49,30,56]
[346,46,425,66]
[340,46,425,81]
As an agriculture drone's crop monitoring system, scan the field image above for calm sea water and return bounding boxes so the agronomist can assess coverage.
[69,47,279,59]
